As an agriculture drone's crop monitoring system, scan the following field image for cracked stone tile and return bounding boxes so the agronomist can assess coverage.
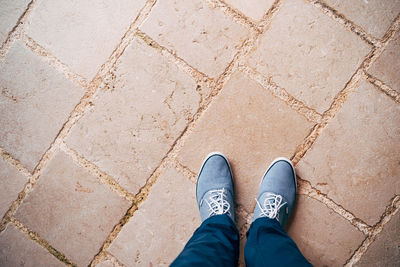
[140,0,249,78]
[369,29,400,93]
[108,168,200,266]
[287,195,365,266]
[246,0,370,113]
[325,0,400,39]
[224,0,275,21]
[0,224,64,267]
[0,0,30,44]
[356,210,400,266]
[26,0,146,79]
[297,80,400,225]
[178,71,314,212]
[15,151,131,266]
[66,38,200,195]
[0,41,84,171]
[0,157,27,219]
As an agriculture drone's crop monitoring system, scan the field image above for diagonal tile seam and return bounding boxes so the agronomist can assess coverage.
[20,33,90,89]
[9,216,77,266]
[307,0,381,47]
[365,72,400,104]
[206,0,261,32]
[90,0,158,86]
[238,64,323,123]
[59,142,136,203]
[0,146,33,232]
[133,29,213,104]
[296,177,371,235]
[95,251,126,267]
[344,195,400,266]
[0,0,38,63]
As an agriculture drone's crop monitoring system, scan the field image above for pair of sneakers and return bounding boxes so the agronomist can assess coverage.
[197,152,296,227]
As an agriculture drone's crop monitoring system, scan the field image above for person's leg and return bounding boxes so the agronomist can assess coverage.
[245,217,311,266]
[171,214,239,266]
[245,157,311,267]
[171,153,239,267]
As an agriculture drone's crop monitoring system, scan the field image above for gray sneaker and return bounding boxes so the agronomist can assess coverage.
[196,152,235,222]
[252,157,296,227]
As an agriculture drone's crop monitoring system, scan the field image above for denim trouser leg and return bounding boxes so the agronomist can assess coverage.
[245,217,312,267]
[171,214,240,267]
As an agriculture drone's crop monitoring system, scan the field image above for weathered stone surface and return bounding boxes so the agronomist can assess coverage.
[287,195,365,266]
[108,168,200,266]
[95,258,114,267]
[356,210,400,267]
[140,0,249,78]
[297,80,400,225]
[27,0,146,79]
[0,0,30,44]
[247,0,370,113]
[325,0,400,39]
[369,29,400,93]
[0,42,84,171]
[15,151,131,266]
[224,0,274,21]
[0,224,64,267]
[0,157,27,219]
[178,71,314,212]
[66,38,200,194]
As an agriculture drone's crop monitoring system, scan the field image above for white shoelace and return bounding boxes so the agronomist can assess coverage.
[255,193,287,220]
[202,188,231,218]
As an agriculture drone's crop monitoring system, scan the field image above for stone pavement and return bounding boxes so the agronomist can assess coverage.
[0,0,399,266]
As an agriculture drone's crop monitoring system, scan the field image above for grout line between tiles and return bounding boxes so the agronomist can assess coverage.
[307,0,380,47]
[239,65,323,123]
[0,0,39,63]
[365,72,400,104]
[21,34,90,89]
[59,143,136,203]
[206,0,261,32]
[9,216,77,266]
[344,195,400,266]
[297,177,371,235]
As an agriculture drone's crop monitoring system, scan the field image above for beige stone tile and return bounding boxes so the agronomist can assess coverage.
[325,0,400,39]
[0,224,64,267]
[95,258,114,267]
[140,0,249,78]
[356,210,400,266]
[0,0,30,44]
[178,71,314,212]
[0,157,27,219]
[287,195,365,266]
[108,168,200,266]
[27,0,146,79]
[297,80,400,225]
[0,42,84,171]
[66,38,200,194]
[247,0,370,113]
[15,151,131,266]
[369,29,400,93]
[224,0,275,21]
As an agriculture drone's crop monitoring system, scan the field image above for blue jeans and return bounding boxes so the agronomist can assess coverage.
[171,214,312,267]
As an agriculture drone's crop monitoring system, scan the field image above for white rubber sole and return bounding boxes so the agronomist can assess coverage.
[260,157,297,191]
